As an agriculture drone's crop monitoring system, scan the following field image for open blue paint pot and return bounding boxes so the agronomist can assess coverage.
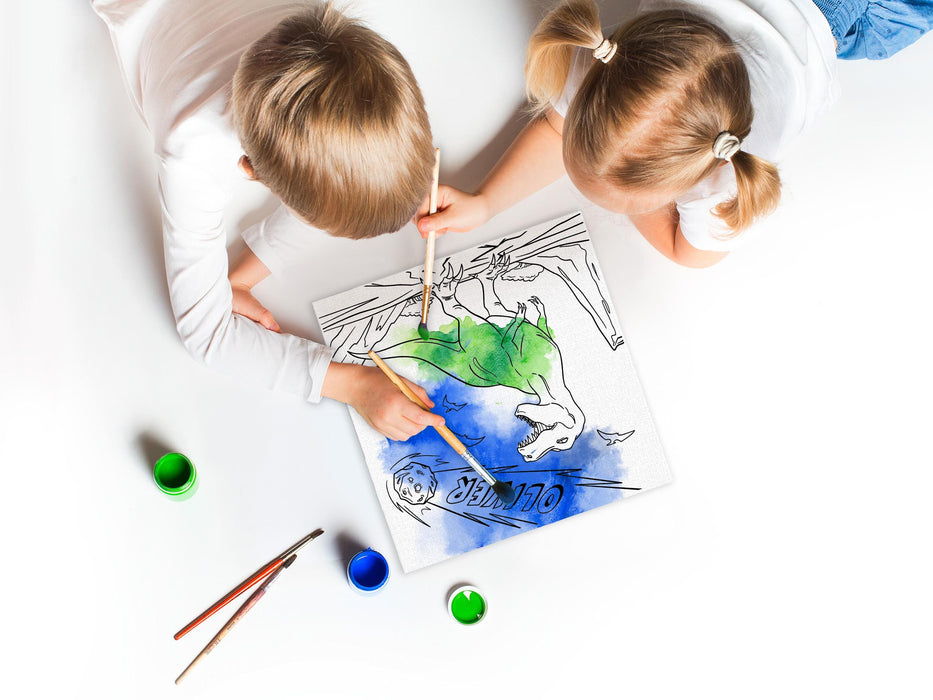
[347,548,390,594]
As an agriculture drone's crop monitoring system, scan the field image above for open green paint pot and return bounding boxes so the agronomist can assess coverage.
[448,586,487,625]
[153,452,198,501]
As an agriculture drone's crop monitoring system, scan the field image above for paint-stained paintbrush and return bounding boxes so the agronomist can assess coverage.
[175,554,298,684]
[368,349,518,506]
[419,148,442,340]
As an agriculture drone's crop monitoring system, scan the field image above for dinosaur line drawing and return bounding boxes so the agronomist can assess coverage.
[317,213,624,361]
[360,256,585,461]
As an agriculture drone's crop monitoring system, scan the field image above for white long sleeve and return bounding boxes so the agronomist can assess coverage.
[158,142,333,402]
[94,0,333,402]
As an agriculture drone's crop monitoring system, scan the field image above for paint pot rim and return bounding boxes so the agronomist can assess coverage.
[346,548,390,593]
[153,452,198,498]
[447,585,487,625]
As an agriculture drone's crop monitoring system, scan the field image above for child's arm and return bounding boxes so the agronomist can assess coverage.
[161,180,441,438]
[418,108,729,268]
[159,152,333,410]
[628,206,729,268]
[225,210,442,438]
[415,110,566,237]
[227,243,442,438]
[228,246,279,331]
[322,363,445,441]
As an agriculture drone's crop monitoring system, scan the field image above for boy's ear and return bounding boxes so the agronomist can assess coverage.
[238,155,256,179]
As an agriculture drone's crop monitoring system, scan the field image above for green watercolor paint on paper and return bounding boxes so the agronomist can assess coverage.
[409,315,557,394]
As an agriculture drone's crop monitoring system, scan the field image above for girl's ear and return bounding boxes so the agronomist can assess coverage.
[238,155,256,179]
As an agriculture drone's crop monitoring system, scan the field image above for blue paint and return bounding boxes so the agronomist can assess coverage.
[347,549,389,592]
[378,375,633,559]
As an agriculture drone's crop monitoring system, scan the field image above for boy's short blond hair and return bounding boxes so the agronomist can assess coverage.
[232,4,434,239]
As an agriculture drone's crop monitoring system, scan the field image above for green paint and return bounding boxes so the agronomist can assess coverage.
[153,453,198,500]
[403,315,557,394]
[417,323,430,340]
[450,589,486,624]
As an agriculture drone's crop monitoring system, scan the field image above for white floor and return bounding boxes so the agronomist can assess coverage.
[2,1,932,698]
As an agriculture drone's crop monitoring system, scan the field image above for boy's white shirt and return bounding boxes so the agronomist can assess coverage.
[94,0,334,402]
[552,0,840,252]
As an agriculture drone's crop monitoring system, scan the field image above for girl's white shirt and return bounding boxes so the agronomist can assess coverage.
[552,0,840,251]
[93,0,334,402]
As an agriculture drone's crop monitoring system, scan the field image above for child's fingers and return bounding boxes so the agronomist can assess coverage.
[259,309,280,332]
[412,194,432,223]
[417,213,449,238]
[419,227,449,239]
[248,303,279,332]
[417,211,452,238]
[419,225,449,239]
[379,412,432,442]
[413,185,453,223]
[399,411,427,439]
[373,411,410,441]
[401,378,435,409]
[396,395,443,427]
[404,404,444,430]
[232,289,280,332]
[416,185,460,235]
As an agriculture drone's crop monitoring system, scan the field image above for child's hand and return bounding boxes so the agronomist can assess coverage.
[231,283,280,332]
[322,363,445,441]
[414,186,491,238]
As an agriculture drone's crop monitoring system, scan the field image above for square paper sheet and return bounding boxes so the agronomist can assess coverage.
[313,213,671,571]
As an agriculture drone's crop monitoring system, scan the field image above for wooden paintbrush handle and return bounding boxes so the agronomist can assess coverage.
[173,559,282,640]
[433,423,467,454]
[175,557,294,684]
[421,149,441,324]
[429,148,440,214]
[424,231,436,278]
[367,350,466,455]
[368,350,425,406]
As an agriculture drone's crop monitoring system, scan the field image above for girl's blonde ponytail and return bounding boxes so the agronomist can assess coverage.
[530,3,784,238]
[525,0,603,111]
[715,151,781,234]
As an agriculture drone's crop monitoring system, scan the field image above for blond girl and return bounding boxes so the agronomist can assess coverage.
[418,0,931,267]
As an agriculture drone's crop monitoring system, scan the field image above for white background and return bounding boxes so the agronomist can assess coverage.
[2,1,931,698]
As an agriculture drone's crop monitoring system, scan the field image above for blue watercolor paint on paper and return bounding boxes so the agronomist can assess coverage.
[377,375,633,558]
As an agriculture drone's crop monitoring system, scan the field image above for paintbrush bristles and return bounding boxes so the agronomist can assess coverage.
[492,480,518,507]
[421,148,441,327]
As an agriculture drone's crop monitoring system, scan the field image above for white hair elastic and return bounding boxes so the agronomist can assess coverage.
[712,131,742,161]
[593,38,617,63]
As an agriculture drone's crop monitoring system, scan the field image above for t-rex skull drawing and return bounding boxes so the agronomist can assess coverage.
[370,255,585,461]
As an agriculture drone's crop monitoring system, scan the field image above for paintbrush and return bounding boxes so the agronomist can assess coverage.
[175,554,297,684]
[173,528,323,640]
[418,147,442,340]
[368,349,517,506]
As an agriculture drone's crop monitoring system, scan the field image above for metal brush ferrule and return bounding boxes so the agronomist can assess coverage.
[461,450,496,486]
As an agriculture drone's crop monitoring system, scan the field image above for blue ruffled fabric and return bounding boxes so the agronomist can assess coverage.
[813,0,933,59]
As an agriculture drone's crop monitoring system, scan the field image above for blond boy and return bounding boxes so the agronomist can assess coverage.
[93,1,443,439]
